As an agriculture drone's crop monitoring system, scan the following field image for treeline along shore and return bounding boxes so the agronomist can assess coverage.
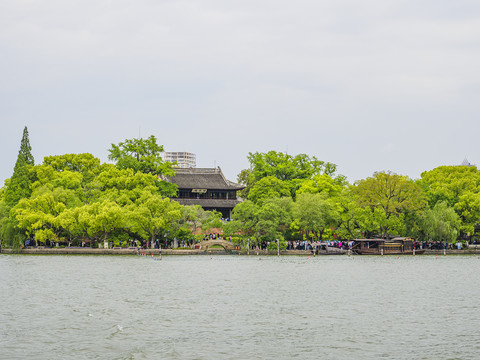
[2,127,480,252]
[2,246,480,256]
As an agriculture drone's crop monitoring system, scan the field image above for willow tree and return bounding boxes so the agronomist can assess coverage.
[292,192,335,240]
[129,194,182,247]
[13,194,66,245]
[422,201,460,243]
[78,200,126,246]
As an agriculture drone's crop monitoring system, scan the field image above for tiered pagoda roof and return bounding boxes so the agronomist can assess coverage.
[162,167,245,217]
[164,167,245,191]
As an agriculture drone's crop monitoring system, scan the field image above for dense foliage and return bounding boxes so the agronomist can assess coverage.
[0,132,223,249]
[230,155,480,246]
[1,128,480,249]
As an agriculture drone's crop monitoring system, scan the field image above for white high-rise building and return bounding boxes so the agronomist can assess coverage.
[164,152,196,168]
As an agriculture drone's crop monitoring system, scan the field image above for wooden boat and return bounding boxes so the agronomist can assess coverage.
[351,237,425,255]
[314,243,347,255]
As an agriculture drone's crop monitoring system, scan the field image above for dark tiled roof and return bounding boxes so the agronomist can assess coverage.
[172,198,243,208]
[163,167,245,191]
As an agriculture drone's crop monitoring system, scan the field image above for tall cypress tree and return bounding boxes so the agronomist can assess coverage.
[4,126,35,207]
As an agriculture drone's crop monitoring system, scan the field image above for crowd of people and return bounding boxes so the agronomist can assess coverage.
[19,235,479,251]
[286,240,355,251]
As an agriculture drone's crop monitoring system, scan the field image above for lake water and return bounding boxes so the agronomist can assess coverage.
[1,254,480,360]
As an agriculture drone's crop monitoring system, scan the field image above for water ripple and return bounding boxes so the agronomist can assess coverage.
[1,255,480,359]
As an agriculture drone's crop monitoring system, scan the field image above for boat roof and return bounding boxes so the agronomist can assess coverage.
[353,239,386,242]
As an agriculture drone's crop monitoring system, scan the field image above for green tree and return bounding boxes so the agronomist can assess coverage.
[422,201,461,243]
[248,151,336,181]
[32,165,84,208]
[421,165,480,236]
[0,196,20,249]
[182,205,208,236]
[420,165,480,208]
[230,200,259,240]
[297,173,346,197]
[334,188,373,239]
[79,200,126,245]
[108,136,177,196]
[129,194,182,247]
[13,194,66,245]
[4,126,35,207]
[55,207,85,244]
[1,127,35,248]
[201,210,223,233]
[256,197,293,243]
[454,192,480,236]
[248,176,291,204]
[108,135,174,176]
[241,151,340,199]
[94,165,163,205]
[236,168,254,199]
[353,171,427,239]
[11,159,97,246]
[43,153,101,186]
[291,193,334,240]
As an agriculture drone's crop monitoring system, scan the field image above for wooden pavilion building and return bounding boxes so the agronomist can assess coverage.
[163,167,245,219]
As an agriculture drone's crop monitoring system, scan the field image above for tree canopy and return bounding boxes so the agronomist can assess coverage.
[353,171,427,238]
[108,135,174,176]
[239,150,343,200]
[422,201,460,243]
[3,130,480,248]
[421,165,480,235]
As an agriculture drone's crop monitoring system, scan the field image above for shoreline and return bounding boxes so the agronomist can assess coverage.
[1,247,480,256]
[0,248,310,256]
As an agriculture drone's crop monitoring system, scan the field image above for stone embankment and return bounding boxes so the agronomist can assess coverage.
[2,247,480,256]
[1,247,158,255]
[0,247,310,255]
[423,248,480,255]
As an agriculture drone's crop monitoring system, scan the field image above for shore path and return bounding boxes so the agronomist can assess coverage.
[2,247,480,256]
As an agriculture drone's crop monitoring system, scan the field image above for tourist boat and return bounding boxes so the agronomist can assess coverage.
[315,242,347,255]
[351,237,424,255]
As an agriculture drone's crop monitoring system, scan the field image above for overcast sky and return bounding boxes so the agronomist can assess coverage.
[1,0,480,185]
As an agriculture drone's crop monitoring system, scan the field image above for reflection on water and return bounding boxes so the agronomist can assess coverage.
[1,255,480,359]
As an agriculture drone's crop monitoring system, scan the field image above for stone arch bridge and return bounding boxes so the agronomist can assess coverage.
[197,239,238,251]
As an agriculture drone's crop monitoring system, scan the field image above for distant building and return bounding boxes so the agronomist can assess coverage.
[164,152,196,168]
[163,167,245,219]
[461,158,474,167]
